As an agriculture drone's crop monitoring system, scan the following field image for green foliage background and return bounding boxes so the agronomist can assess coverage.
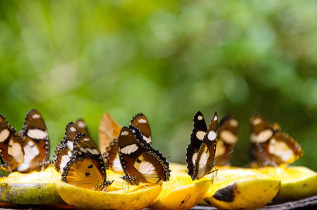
[0,0,316,170]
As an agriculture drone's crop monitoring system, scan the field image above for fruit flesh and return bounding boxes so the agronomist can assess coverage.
[57,181,162,210]
[149,171,212,210]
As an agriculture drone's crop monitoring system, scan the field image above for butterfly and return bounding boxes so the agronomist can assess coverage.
[215,116,239,166]
[103,113,152,173]
[250,114,304,167]
[186,111,218,180]
[53,122,80,173]
[118,126,170,185]
[54,118,91,173]
[98,113,122,154]
[0,109,49,173]
[61,133,112,190]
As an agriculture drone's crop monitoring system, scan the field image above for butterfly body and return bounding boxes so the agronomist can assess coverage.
[118,126,170,185]
[250,115,303,167]
[186,111,218,180]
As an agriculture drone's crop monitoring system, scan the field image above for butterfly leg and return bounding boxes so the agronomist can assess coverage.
[122,175,139,185]
[0,163,12,173]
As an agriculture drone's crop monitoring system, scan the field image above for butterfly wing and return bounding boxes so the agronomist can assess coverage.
[0,114,24,172]
[75,118,90,135]
[260,131,304,166]
[98,113,122,154]
[130,113,152,144]
[53,122,79,173]
[250,115,303,167]
[19,109,49,172]
[250,115,274,143]
[103,138,123,173]
[62,133,111,190]
[186,111,207,178]
[216,116,239,166]
[118,126,170,185]
[193,112,218,180]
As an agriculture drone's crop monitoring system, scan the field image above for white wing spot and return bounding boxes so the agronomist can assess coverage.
[77,121,86,128]
[197,115,203,120]
[253,118,262,125]
[268,138,293,161]
[120,144,138,154]
[27,129,48,140]
[214,116,218,121]
[208,131,217,141]
[67,141,73,151]
[229,119,238,127]
[121,131,129,136]
[220,131,238,144]
[8,139,23,163]
[134,161,156,175]
[32,114,41,119]
[70,127,77,132]
[17,140,40,171]
[250,129,273,143]
[138,119,147,123]
[143,136,152,143]
[196,131,206,141]
[192,152,198,164]
[0,129,10,143]
[80,148,87,153]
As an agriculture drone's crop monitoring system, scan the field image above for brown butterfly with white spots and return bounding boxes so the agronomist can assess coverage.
[61,133,112,190]
[53,122,80,173]
[118,126,170,185]
[53,118,90,173]
[186,111,218,180]
[250,114,303,167]
[215,116,239,166]
[0,109,50,173]
[103,113,152,173]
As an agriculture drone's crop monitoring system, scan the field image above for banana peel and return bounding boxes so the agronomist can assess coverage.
[56,180,162,210]
[149,171,212,210]
[0,165,64,204]
[204,174,280,209]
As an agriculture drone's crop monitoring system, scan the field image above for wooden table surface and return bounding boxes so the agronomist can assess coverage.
[0,195,316,210]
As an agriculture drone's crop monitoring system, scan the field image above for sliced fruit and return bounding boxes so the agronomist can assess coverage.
[204,175,280,209]
[169,162,187,172]
[0,165,64,204]
[258,166,317,201]
[57,180,162,210]
[149,171,212,210]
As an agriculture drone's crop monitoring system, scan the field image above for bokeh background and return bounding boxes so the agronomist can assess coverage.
[0,0,316,170]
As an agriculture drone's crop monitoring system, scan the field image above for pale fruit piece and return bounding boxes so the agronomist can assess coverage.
[169,162,187,172]
[0,165,64,204]
[258,166,317,201]
[204,175,280,209]
[57,181,162,210]
[149,171,212,210]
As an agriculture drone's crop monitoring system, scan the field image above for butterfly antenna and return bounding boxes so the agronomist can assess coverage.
[215,151,234,163]
[140,182,148,189]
